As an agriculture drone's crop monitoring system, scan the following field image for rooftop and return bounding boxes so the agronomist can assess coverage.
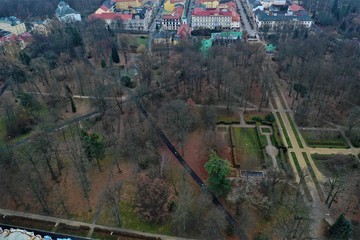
[55,1,79,17]
[193,8,232,17]
[256,10,312,22]
[89,12,133,21]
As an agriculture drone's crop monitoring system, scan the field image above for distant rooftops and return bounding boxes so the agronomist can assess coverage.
[0,16,22,26]
[55,1,79,17]
[193,8,232,17]
[256,10,312,22]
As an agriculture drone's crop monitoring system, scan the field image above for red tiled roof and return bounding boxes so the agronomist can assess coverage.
[177,23,191,39]
[89,13,132,21]
[289,4,304,12]
[193,8,232,17]
[19,32,33,42]
[100,5,110,11]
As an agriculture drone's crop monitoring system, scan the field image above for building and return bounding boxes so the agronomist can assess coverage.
[254,2,313,29]
[90,0,153,30]
[192,8,233,29]
[55,1,81,23]
[113,0,142,10]
[0,17,26,35]
[196,0,219,9]
[161,0,185,31]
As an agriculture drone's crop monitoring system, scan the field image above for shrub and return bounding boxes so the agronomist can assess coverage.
[265,113,275,122]
[252,116,263,122]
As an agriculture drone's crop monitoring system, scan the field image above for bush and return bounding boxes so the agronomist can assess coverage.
[245,120,256,125]
[252,116,263,122]
[265,113,275,122]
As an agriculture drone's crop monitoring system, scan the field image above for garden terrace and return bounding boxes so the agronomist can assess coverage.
[311,154,359,177]
[300,130,350,149]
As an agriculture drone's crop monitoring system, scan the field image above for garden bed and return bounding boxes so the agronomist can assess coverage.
[301,130,350,148]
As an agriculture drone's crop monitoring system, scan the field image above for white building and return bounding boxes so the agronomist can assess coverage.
[55,1,81,23]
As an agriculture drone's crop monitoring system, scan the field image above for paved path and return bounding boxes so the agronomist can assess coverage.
[270,80,329,237]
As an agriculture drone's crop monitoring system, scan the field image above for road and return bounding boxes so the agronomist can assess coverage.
[234,0,256,36]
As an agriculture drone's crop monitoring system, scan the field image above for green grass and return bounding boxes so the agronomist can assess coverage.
[290,152,312,202]
[286,112,304,148]
[233,127,263,169]
[120,202,172,235]
[302,152,325,202]
[275,112,292,148]
[136,36,148,46]
[301,130,350,149]
[261,127,271,133]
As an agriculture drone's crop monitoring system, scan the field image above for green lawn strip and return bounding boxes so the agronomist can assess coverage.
[256,127,268,148]
[290,152,312,202]
[302,152,325,202]
[301,130,350,149]
[286,112,304,148]
[120,202,172,235]
[275,112,292,148]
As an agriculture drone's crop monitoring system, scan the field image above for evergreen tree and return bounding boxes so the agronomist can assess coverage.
[205,150,231,197]
[111,46,120,63]
[329,214,352,240]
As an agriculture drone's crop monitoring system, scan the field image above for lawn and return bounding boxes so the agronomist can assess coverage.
[302,152,325,202]
[232,127,263,169]
[260,127,271,134]
[311,154,359,177]
[136,36,148,46]
[216,108,240,123]
[301,130,350,148]
[286,112,304,148]
[290,152,312,202]
[119,202,172,235]
[275,112,292,148]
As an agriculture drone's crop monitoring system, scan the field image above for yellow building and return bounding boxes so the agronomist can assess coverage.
[198,0,219,9]
[164,0,175,12]
[114,0,141,10]
[0,17,26,35]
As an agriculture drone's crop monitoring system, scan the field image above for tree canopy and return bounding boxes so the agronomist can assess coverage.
[329,214,352,240]
[205,150,231,197]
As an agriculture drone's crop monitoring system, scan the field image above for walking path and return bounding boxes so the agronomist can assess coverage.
[270,79,360,236]
[0,208,186,240]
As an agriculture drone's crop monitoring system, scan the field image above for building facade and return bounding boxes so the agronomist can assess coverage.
[0,17,26,35]
[192,8,233,29]
[55,1,81,22]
